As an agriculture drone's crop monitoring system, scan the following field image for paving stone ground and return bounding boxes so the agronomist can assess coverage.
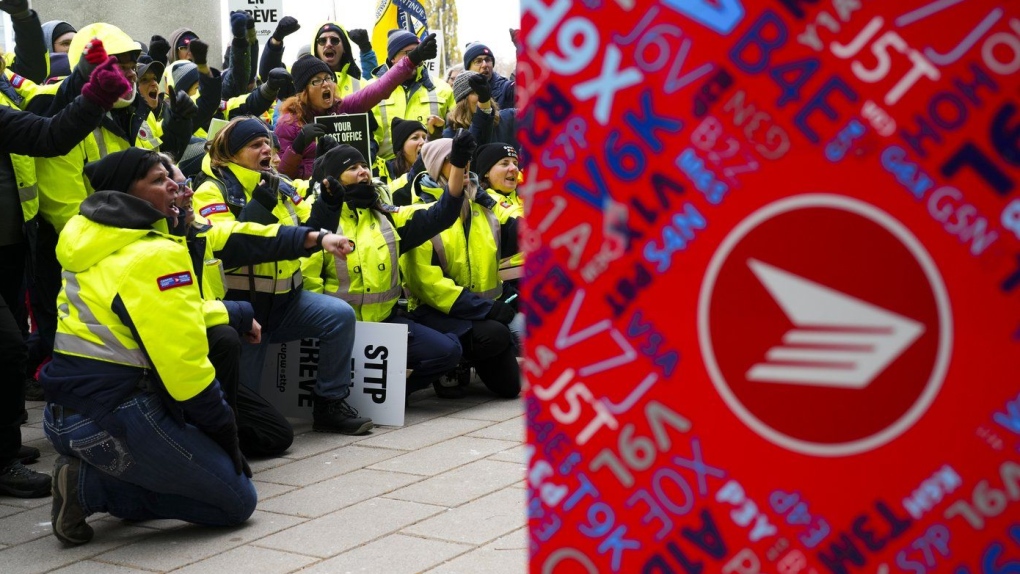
[1,384,527,574]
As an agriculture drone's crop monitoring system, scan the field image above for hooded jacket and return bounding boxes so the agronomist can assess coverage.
[41,20,74,56]
[40,191,233,436]
[309,21,365,97]
[168,27,198,64]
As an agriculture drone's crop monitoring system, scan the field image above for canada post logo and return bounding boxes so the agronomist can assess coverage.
[157,271,194,291]
[698,195,952,456]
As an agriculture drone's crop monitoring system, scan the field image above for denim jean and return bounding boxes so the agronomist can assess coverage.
[43,393,256,526]
[239,289,357,400]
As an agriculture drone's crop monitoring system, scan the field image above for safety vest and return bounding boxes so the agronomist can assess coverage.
[308,204,404,322]
[192,161,309,295]
[400,176,502,314]
[372,68,453,160]
[1,70,46,222]
[485,187,525,279]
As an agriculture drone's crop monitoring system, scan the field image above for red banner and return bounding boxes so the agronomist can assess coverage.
[519,0,1020,572]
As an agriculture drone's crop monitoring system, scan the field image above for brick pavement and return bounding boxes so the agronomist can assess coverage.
[0,386,527,574]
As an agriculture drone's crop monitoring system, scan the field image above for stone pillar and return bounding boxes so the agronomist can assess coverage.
[29,0,222,64]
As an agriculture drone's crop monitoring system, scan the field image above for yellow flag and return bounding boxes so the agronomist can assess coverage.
[372,0,429,65]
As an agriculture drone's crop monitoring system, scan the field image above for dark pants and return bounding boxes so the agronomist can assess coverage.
[45,395,256,525]
[463,319,521,399]
[391,315,463,395]
[207,325,293,457]
[0,242,27,465]
[28,219,60,373]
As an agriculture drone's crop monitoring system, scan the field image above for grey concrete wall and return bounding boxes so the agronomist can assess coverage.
[30,0,222,63]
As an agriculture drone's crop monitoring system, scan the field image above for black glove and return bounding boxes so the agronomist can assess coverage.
[449,130,477,169]
[272,16,300,42]
[502,285,520,312]
[148,35,170,66]
[319,175,345,207]
[205,421,252,478]
[265,67,293,94]
[252,179,279,211]
[316,134,339,158]
[0,0,29,18]
[468,74,491,104]
[168,89,197,119]
[486,300,515,325]
[292,122,327,154]
[230,10,247,39]
[406,33,437,66]
[347,28,372,52]
[189,39,209,66]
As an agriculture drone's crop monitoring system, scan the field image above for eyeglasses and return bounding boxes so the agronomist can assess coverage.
[316,36,342,47]
[174,178,192,191]
[309,76,335,88]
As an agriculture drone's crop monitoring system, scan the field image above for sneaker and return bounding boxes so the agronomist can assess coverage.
[0,459,51,498]
[312,396,373,435]
[51,456,93,545]
[18,445,40,464]
[24,377,45,402]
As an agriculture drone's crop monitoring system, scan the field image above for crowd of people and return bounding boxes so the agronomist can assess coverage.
[0,0,525,547]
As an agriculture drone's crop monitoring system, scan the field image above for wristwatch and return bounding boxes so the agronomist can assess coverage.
[315,228,331,248]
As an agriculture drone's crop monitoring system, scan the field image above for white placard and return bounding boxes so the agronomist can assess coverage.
[259,321,408,426]
[228,0,284,47]
[422,33,444,83]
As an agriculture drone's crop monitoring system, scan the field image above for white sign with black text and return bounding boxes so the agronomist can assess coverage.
[259,321,408,426]
[227,0,283,47]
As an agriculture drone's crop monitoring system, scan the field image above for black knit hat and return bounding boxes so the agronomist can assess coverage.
[463,42,493,68]
[387,29,419,63]
[226,118,272,156]
[291,55,333,93]
[312,144,368,183]
[84,148,157,193]
[50,22,76,50]
[473,143,518,181]
[390,117,426,155]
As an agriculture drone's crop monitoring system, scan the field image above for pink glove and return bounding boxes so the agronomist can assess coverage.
[81,56,132,109]
[83,37,107,66]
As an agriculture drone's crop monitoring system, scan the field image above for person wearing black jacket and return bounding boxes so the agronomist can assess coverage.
[0,0,49,84]
[0,56,131,499]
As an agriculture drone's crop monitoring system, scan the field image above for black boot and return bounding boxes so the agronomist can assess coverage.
[312,395,373,435]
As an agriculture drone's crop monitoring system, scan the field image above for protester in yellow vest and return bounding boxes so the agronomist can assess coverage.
[302,141,470,398]
[400,138,522,399]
